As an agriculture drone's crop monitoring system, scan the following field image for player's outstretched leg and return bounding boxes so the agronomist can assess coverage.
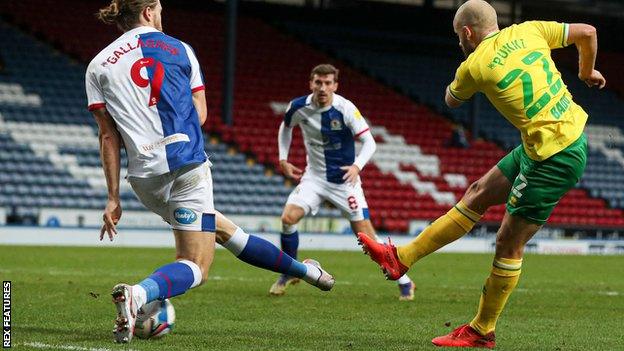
[362,167,509,278]
[351,220,416,300]
[216,212,335,292]
[357,233,408,280]
[270,223,301,296]
[222,228,334,291]
[397,200,482,267]
[357,199,493,280]
[112,259,203,343]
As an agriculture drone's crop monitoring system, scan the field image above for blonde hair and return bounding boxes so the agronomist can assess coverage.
[310,64,339,82]
[97,0,158,31]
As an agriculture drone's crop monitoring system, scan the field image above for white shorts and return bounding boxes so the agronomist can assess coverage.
[286,172,370,222]
[128,161,215,232]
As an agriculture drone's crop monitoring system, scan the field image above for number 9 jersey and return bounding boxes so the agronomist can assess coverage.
[448,21,588,162]
[85,26,207,177]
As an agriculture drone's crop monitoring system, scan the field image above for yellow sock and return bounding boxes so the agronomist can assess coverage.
[470,258,522,335]
[396,201,482,267]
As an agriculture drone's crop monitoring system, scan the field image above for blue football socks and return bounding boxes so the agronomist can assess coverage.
[136,260,202,304]
[223,228,307,278]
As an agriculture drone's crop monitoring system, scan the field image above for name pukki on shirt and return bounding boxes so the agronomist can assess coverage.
[487,39,527,69]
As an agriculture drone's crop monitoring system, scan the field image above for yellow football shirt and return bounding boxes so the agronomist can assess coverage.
[449,21,588,161]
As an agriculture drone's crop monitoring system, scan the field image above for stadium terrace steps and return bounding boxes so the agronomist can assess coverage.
[0,18,302,219]
[1,1,623,230]
[274,18,624,227]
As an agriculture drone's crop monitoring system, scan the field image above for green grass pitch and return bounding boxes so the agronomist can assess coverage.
[1,245,623,350]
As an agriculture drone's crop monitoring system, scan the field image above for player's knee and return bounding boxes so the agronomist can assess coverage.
[465,179,483,199]
[463,179,490,213]
[494,237,524,259]
[281,212,300,226]
[214,231,230,245]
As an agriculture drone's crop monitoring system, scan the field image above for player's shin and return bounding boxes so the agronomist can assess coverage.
[397,200,482,267]
[133,260,202,309]
[470,258,522,335]
[222,227,319,281]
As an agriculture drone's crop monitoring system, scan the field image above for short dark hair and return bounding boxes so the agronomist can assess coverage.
[310,64,339,82]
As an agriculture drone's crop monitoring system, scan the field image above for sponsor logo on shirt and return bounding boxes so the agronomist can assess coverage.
[174,208,197,224]
[316,136,342,151]
[330,119,342,130]
[140,133,190,153]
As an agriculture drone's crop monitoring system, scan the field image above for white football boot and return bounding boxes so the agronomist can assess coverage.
[111,283,139,343]
[302,259,335,291]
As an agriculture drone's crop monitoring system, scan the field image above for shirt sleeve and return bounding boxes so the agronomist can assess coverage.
[182,42,205,93]
[448,60,478,102]
[344,102,370,138]
[278,121,292,161]
[85,63,106,111]
[353,131,376,171]
[528,21,570,49]
[284,101,301,128]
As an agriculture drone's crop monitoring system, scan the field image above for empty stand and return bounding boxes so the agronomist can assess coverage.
[1,1,623,232]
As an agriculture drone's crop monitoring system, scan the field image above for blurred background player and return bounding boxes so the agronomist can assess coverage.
[358,0,605,347]
[273,64,415,301]
[87,0,334,343]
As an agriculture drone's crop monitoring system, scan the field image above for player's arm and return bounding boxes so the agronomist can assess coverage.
[183,42,208,123]
[446,61,477,108]
[567,23,606,89]
[92,108,122,241]
[341,130,376,185]
[341,105,375,185]
[445,86,464,108]
[278,121,303,181]
[192,89,207,125]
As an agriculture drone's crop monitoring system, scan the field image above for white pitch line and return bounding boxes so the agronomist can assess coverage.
[22,341,138,351]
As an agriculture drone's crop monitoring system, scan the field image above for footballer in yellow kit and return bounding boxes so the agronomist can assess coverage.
[356,0,606,348]
[449,20,590,224]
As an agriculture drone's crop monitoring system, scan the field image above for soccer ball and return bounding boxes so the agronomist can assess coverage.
[133,299,175,339]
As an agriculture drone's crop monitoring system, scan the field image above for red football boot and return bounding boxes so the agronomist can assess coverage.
[356,232,409,280]
[432,324,496,349]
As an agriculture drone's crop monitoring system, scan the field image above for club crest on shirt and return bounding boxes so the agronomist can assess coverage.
[330,119,342,130]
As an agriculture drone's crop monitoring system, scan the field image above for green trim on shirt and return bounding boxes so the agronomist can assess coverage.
[562,23,570,47]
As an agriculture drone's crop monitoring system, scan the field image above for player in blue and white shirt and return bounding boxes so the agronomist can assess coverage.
[273,64,415,300]
[86,1,334,343]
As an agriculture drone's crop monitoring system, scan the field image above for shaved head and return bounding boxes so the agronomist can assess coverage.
[454,0,498,33]
[453,0,499,57]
